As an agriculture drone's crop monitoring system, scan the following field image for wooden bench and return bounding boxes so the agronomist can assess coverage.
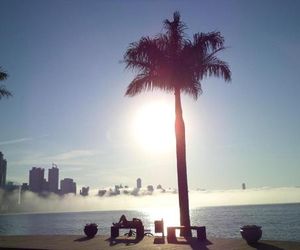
[111,225,144,239]
[167,226,206,241]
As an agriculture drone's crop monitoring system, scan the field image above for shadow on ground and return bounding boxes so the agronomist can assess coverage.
[153,236,165,244]
[249,242,284,250]
[74,236,94,242]
[0,248,46,250]
[106,237,143,246]
[167,237,212,250]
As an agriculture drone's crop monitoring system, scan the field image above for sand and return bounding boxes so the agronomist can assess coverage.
[0,235,300,250]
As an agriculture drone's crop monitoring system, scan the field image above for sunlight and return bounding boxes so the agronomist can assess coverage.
[133,101,175,152]
[142,207,180,233]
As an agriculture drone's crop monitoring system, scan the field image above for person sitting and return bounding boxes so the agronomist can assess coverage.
[113,214,129,227]
[113,215,142,227]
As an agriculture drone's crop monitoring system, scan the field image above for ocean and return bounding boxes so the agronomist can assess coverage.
[0,203,299,241]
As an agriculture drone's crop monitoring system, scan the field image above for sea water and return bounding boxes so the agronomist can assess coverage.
[0,203,299,241]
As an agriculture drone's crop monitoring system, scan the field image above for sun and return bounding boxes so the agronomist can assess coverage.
[133,101,175,152]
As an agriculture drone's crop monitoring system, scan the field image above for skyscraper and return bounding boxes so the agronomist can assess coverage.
[0,152,7,188]
[29,167,44,193]
[80,186,89,196]
[60,178,76,195]
[48,164,59,193]
[137,178,142,189]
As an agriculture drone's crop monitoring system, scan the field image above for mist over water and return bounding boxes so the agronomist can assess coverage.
[0,187,299,214]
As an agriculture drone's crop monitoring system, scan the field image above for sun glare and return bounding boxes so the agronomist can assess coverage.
[143,207,180,232]
[133,102,175,152]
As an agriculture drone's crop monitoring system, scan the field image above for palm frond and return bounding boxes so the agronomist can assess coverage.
[0,85,12,99]
[182,37,231,85]
[163,11,186,51]
[203,46,227,61]
[201,57,231,82]
[193,32,225,54]
[0,68,8,81]
[181,81,202,100]
[124,36,166,73]
[163,11,185,34]
[125,74,152,96]
[125,73,173,97]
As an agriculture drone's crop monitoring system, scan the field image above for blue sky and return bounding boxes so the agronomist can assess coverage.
[0,0,299,190]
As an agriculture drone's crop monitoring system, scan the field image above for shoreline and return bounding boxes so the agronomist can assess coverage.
[0,235,299,250]
[1,202,300,216]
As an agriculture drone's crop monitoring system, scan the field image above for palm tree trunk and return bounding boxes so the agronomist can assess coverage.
[174,88,191,237]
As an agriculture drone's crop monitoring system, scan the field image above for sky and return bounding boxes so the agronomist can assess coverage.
[0,0,300,191]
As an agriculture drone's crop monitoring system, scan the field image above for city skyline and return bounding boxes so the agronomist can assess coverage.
[1,1,300,190]
[0,154,183,196]
[1,152,167,194]
[1,152,299,193]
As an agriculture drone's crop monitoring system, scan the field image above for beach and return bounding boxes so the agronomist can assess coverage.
[1,235,300,250]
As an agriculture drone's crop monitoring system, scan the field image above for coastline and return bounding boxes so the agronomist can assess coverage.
[0,235,300,250]
[1,201,300,215]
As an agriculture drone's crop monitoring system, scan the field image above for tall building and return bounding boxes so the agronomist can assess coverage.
[42,178,49,192]
[29,167,44,193]
[60,178,76,195]
[80,186,89,196]
[242,183,246,190]
[48,164,59,193]
[136,178,142,189]
[147,185,154,192]
[21,183,29,192]
[0,152,7,188]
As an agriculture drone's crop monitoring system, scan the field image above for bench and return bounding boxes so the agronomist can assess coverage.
[144,229,153,236]
[167,226,206,241]
[111,225,144,239]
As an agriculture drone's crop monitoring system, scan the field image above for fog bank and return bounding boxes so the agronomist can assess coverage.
[0,187,299,214]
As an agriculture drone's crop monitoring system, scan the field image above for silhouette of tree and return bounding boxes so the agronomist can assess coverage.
[124,12,231,235]
[0,67,12,99]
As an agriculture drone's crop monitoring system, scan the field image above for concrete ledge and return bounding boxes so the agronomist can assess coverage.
[0,235,299,250]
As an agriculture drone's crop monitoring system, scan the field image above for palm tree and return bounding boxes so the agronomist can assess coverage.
[124,12,231,235]
[0,67,12,99]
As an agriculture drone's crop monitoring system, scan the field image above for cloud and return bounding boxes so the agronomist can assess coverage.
[41,150,103,167]
[10,149,102,167]
[0,137,32,146]
[48,150,98,161]
[0,135,49,146]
